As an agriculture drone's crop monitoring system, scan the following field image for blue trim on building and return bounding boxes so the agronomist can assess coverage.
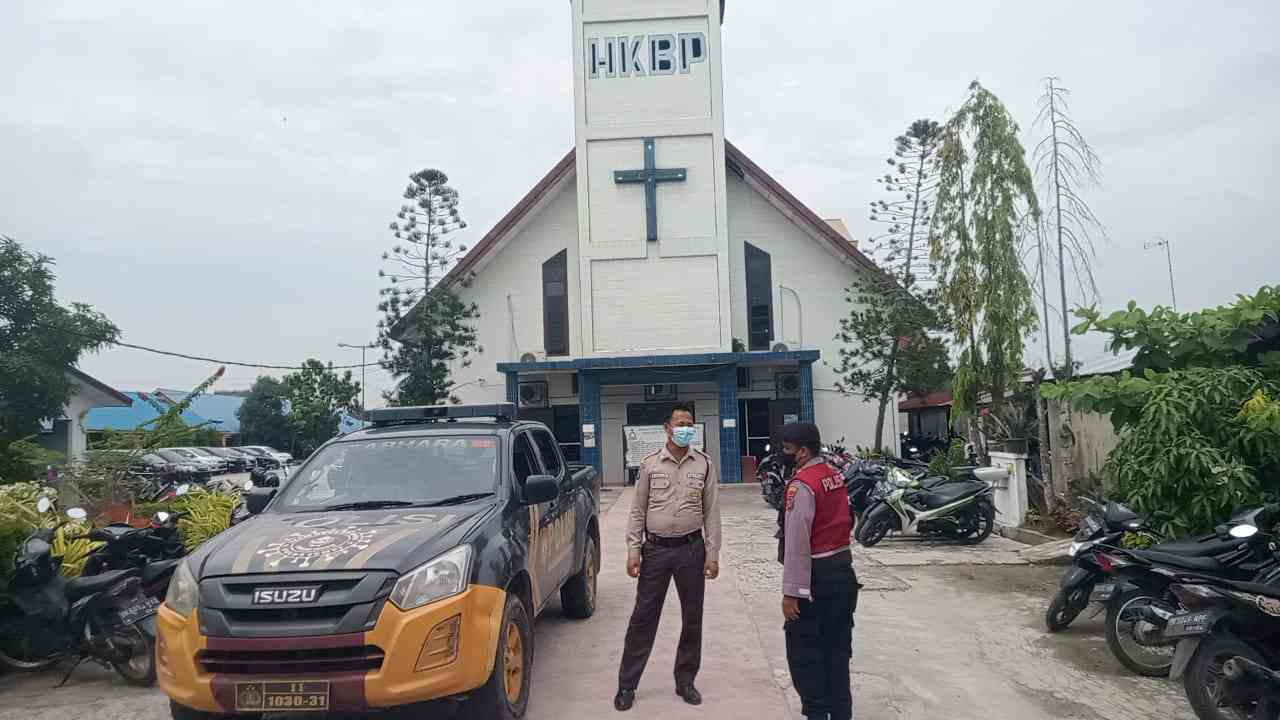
[716,366,741,483]
[504,372,518,406]
[578,374,602,476]
[497,349,819,373]
[799,361,815,423]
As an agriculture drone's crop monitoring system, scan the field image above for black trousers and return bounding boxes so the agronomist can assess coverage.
[785,550,858,720]
[618,537,706,690]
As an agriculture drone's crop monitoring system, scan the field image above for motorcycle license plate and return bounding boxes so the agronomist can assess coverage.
[235,682,330,712]
[117,596,160,625]
[1163,611,1212,639]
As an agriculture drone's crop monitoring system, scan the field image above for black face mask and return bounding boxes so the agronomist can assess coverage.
[781,452,797,469]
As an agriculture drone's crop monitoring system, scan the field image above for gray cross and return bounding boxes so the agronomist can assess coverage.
[613,138,687,242]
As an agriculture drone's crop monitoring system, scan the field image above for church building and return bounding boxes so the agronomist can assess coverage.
[397,1,886,486]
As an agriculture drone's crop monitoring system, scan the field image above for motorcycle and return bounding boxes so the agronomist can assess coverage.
[759,442,856,511]
[855,465,1001,547]
[0,499,158,686]
[1162,522,1280,720]
[1093,504,1280,678]
[1045,497,1151,632]
[79,487,190,602]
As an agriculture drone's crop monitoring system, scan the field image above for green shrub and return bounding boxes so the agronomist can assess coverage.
[138,488,240,551]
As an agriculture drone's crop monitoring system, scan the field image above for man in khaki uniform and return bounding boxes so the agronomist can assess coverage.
[615,402,722,712]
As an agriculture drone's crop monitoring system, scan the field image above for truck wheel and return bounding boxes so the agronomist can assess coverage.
[467,595,532,720]
[169,700,260,720]
[560,535,598,619]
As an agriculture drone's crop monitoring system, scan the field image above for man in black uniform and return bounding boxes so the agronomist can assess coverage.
[779,422,858,720]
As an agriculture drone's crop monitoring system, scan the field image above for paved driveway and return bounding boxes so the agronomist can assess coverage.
[0,485,1192,720]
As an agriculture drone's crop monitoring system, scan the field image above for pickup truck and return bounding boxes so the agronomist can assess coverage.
[156,403,600,720]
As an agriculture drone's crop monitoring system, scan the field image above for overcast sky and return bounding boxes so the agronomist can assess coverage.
[4,0,1277,405]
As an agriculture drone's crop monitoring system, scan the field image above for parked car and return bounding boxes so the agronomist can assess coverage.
[198,447,255,473]
[231,445,282,469]
[155,448,220,478]
[241,444,293,465]
[158,403,600,720]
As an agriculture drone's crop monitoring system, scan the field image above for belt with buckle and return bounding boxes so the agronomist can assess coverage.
[647,531,703,548]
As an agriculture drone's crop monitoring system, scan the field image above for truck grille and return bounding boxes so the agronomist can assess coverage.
[199,645,385,675]
[198,571,396,638]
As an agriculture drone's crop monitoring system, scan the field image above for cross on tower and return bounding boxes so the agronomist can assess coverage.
[613,138,688,242]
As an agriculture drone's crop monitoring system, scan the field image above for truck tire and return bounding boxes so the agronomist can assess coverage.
[467,594,532,720]
[169,700,260,720]
[560,535,598,619]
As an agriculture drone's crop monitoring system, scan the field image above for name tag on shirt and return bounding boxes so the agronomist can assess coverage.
[650,473,670,489]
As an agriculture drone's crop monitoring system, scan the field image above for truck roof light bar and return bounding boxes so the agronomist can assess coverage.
[366,403,517,426]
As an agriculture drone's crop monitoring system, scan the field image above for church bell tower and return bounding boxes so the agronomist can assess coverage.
[568,0,732,356]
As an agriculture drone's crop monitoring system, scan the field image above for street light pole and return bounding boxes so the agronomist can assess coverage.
[338,341,377,416]
[1144,237,1178,311]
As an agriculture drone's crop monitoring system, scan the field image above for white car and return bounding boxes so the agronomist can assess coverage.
[160,447,228,475]
[243,445,293,465]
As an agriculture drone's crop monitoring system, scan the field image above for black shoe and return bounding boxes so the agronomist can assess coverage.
[614,688,635,711]
[675,685,702,706]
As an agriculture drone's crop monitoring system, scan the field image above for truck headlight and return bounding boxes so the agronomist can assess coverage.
[390,545,472,611]
[165,559,199,618]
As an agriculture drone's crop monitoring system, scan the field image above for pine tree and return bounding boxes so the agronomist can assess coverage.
[376,169,483,406]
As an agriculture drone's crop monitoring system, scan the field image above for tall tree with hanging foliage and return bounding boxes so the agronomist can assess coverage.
[376,169,482,406]
[931,81,1040,419]
[1033,77,1106,378]
[839,119,949,450]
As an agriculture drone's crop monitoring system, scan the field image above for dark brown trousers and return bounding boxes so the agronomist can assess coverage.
[618,537,706,690]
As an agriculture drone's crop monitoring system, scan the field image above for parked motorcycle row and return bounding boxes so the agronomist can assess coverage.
[0,469,285,687]
[759,445,1004,547]
[1047,497,1280,719]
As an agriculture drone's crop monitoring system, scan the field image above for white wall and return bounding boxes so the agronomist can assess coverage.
[725,173,881,449]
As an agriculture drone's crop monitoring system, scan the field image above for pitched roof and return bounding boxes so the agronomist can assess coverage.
[83,391,211,432]
[155,389,245,433]
[65,367,131,407]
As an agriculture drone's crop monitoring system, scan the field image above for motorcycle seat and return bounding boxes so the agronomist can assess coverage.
[1125,549,1225,574]
[912,482,986,509]
[65,568,139,601]
[141,559,181,586]
[1151,535,1247,558]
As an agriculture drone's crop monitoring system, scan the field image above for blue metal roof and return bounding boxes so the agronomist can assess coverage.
[83,392,211,432]
[156,390,245,433]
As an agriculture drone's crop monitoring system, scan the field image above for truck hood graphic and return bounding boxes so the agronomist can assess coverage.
[192,506,491,578]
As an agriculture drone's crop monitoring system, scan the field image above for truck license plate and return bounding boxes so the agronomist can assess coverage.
[234,682,330,712]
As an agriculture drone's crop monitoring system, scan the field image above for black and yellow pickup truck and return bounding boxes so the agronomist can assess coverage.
[157,403,600,720]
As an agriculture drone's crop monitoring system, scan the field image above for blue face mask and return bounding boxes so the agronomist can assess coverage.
[671,426,696,448]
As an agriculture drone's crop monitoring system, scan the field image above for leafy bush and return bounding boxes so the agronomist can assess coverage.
[1043,286,1280,536]
[927,438,969,476]
[0,483,100,579]
[138,488,240,551]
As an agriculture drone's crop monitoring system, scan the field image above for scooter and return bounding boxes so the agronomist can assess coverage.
[856,465,1001,547]
[0,499,158,686]
[1161,521,1280,720]
[1091,504,1280,678]
[1045,497,1151,632]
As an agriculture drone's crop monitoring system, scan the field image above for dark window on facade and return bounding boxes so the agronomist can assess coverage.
[745,243,773,350]
[543,250,569,356]
[532,428,564,478]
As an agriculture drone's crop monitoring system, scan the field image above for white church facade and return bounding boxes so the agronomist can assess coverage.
[398,1,886,486]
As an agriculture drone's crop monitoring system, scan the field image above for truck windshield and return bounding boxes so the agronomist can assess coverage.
[270,435,501,513]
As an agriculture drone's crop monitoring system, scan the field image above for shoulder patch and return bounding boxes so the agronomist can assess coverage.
[785,483,799,511]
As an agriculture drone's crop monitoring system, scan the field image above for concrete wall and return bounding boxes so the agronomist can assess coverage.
[1046,397,1121,496]
[725,173,882,450]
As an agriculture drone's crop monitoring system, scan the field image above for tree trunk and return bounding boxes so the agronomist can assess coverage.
[1037,218,1053,369]
[1037,389,1055,513]
[873,340,901,452]
[1048,79,1074,378]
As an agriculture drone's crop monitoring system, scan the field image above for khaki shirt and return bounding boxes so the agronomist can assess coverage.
[626,445,722,563]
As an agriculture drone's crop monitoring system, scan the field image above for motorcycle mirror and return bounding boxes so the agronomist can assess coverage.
[244,480,255,491]
[156,511,171,523]
[1230,524,1259,539]
[36,497,52,513]
[175,483,191,496]
[66,507,87,521]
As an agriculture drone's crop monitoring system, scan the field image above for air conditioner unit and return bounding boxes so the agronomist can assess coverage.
[519,352,538,363]
[775,371,802,399]
[644,384,677,402]
[518,381,549,408]
[771,342,790,353]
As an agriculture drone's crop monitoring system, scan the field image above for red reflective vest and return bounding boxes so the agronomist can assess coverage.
[793,461,853,555]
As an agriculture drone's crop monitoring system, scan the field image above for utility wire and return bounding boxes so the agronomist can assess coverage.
[0,306,381,371]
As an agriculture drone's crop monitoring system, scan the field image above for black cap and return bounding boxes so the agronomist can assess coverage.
[780,422,821,447]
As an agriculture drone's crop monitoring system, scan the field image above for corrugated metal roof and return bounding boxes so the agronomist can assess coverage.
[155,389,245,433]
[1043,348,1139,380]
[83,392,211,432]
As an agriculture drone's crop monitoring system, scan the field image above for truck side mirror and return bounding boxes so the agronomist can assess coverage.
[244,486,277,515]
[523,474,559,505]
